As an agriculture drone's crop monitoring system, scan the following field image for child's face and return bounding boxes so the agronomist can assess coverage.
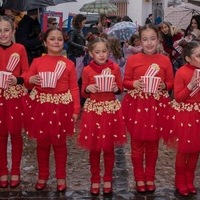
[140,28,159,55]
[134,38,141,46]
[44,30,64,55]
[89,42,109,65]
[0,20,15,46]
[186,46,200,68]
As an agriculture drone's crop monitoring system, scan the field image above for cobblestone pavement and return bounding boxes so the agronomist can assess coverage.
[1,95,200,199]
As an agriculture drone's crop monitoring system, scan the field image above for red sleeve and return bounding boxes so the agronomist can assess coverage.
[19,45,29,77]
[123,56,135,89]
[81,67,91,98]
[67,63,81,114]
[174,67,191,102]
[113,63,123,92]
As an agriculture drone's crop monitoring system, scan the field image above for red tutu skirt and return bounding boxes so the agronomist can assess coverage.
[164,100,200,153]
[23,89,74,145]
[0,85,27,135]
[122,90,171,141]
[78,99,127,151]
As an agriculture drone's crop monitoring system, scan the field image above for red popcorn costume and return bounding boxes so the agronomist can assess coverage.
[0,43,29,177]
[24,55,80,180]
[78,60,126,183]
[122,52,174,183]
[165,64,200,194]
[165,64,200,152]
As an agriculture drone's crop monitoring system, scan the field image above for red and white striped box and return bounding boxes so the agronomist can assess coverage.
[141,76,161,93]
[6,53,20,72]
[195,69,200,87]
[54,61,66,79]
[39,72,57,88]
[0,71,12,89]
[145,63,160,77]
[94,74,115,92]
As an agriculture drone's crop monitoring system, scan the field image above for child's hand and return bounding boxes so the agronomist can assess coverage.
[85,84,99,93]
[134,79,144,90]
[29,75,42,85]
[187,70,199,90]
[158,81,166,91]
[6,75,17,86]
[112,82,119,93]
[72,113,79,123]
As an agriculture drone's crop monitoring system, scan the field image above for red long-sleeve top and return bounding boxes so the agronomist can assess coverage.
[174,64,200,103]
[81,60,123,101]
[123,52,174,91]
[0,43,29,77]
[24,54,80,114]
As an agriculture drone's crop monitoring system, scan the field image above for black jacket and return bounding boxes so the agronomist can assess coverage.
[67,28,86,57]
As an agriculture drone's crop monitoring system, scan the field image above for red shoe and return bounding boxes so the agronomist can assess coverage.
[146,183,156,192]
[35,181,46,190]
[135,182,146,193]
[90,183,100,196]
[103,183,112,195]
[187,186,197,194]
[0,180,8,188]
[57,184,67,192]
[10,179,20,188]
[177,188,189,196]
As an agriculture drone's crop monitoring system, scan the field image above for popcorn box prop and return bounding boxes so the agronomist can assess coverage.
[145,63,160,77]
[196,69,200,87]
[39,72,58,88]
[54,60,66,79]
[0,71,12,89]
[141,76,161,93]
[6,53,20,72]
[94,74,115,92]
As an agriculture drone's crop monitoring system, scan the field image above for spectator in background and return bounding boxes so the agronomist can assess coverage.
[123,34,142,61]
[47,17,58,29]
[122,15,133,22]
[15,9,44,65]
[185,15,200,37]
[145,14,153,25]
[158,21,184,73]
[96,14,108,32]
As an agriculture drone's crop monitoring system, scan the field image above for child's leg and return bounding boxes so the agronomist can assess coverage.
[145,140,159,182]
[103,147,115,182]
[37,140,51,181]
[10,133,23,176]
[131,139,145,182]
[89,150,101,183]
[53,142,67,180]
[175,151,187,190]
[0,132,9,177]
[186,152,199,188]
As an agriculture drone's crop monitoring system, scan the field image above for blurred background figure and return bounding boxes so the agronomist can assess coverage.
[145,14,153,25]
[15,9,44,65]
[47,17,58,29]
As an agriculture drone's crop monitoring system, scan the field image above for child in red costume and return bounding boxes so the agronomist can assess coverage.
[78,37,126,195]
[24,28,80,192]
[122,24,174,193]
[165,40,200,196]
[0,16,29,188]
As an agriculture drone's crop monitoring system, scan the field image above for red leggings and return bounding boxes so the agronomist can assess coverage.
[37,140,67,180]
[131,139,159,182]
[175,151,199,189]
[89,148,115,183]
[0,132,23,176]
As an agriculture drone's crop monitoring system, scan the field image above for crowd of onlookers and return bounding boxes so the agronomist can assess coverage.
[1,7,200,197]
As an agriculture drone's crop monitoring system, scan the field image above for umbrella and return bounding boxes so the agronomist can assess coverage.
[105,21,138,42]
[79,0,117,14]
[2,0,77,11]
[164,3,200,30]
